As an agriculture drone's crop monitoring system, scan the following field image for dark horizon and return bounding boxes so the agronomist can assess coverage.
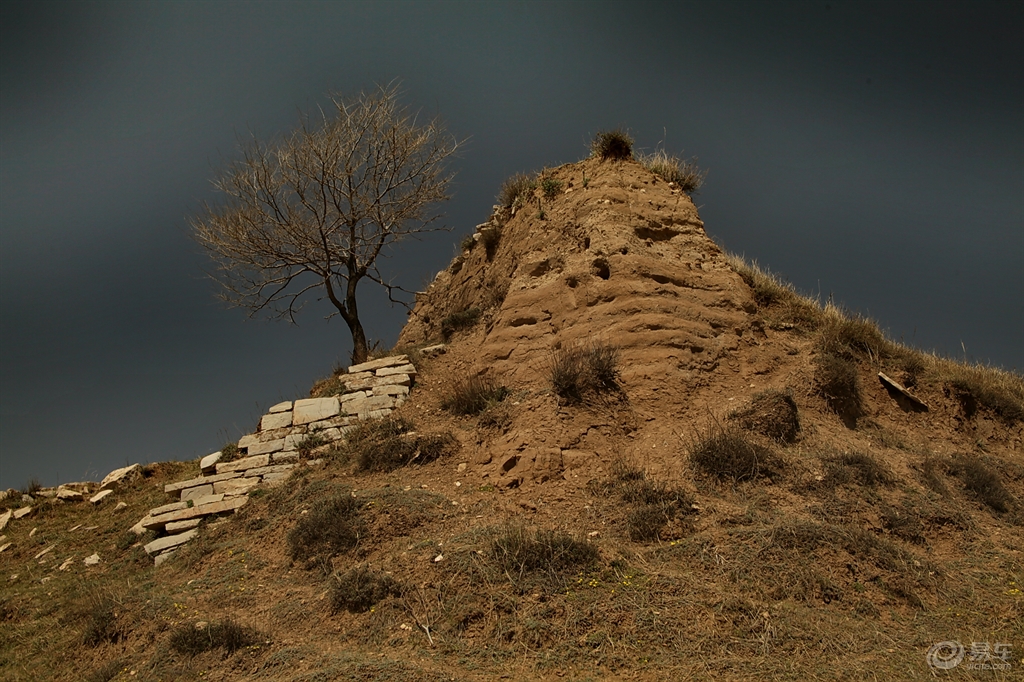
[2,0,1021,489]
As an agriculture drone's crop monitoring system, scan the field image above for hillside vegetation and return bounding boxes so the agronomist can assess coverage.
[2,139,1021,681]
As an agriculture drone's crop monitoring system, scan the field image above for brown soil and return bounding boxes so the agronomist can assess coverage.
[2,156,1021,682]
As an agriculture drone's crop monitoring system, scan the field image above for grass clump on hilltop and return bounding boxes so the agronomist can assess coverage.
[637,149,706,192]
[591,129,634,160]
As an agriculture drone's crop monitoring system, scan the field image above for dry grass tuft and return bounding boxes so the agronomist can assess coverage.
[726,254,824,331]
[169,619,263,657]
[814,353,864,427]
[949,455,1013,512]
[637,149,706,192]
[287,493,364,568]
[822,452,896,488]
[729,389,800,443]
[440,307,482,341]
[497,173,537,210]
[336,416,459,473]
[549,342,620,404]
[691,428,783,482]
[492,526,599,585]
[591,129,634,160]
[441,375,511,416]
[330,566,403,614]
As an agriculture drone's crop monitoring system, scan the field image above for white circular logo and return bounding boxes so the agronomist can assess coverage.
[927,641,965,670]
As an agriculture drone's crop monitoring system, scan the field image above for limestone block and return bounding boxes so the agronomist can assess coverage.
[272,451,299,463]
[339,390,369,403]
[12,506,32,519]
[321,427,341,441]
[83,553,101,565]
[150,500,189,515]
[345,373,411,392]
[89,490,113,504]
[214,478,260,496]
[181,485,214,501]
[114,501,127,511]
[344,395,397,416]
[0,510,10,531]
[247,463,295,477]
[376,364,417,377]
[347,354,408,374]
[260,411,293,431]
[262,472,290,484]
[420,344,447,356]
[268,401,293,413]
[292,397,341,425]
[257,427,291,443]
[189,493,225,507]
[199,451,222,473]
[359,409,392,420]
[56,487,84,501]
[308,416,350,429]
[0,543,11,554]
[164,471,241,494]
[248,439,285,456]
[238,434,259,450]
[141,497,248,530]
[284,434,305,450]
[165,518,202,533]
[345,372,374,383]
[100,463,142,489]
[144,529,199,555]
[372,384,410,397]
[216,454,271,474]
[154,549,177,566]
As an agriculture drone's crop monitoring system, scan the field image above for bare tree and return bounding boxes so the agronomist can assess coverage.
[192,84,460,364]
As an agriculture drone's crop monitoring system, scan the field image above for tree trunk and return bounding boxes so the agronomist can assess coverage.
[347,316,368,365]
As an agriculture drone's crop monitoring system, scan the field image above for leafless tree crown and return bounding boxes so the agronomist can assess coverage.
[192,84,460,363]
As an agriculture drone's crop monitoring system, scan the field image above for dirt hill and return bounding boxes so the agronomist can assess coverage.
[2,154,1022,681]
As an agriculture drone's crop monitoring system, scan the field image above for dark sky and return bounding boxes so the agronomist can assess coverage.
[1,1,1021,489]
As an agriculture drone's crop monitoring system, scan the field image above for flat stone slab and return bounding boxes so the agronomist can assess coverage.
[372,384,410,397]
[144,529,199,555]
[272,451,299,463]
[165,518,202,533]
[216,454,271,474]
[150,500,189,516]
[213,478,260,496]
[165,471,242,494]
[154,549,177,566]
[142,497,248,530]
[268,401,293,413]
[181,485,214,501]
[340,390,370,403]
[56,487,84,501]
[293,397,341,425]
[263,472,291,483]
[260,411,293,431]
[200,451,222,473]
[12,507,32,519]
[348,354,409,374]
[344,395,398,415]
[89,490,113,504]
[376,364,416,377]
[101,463,142,489]
[344,373,411,392]
[248,463,295,477]
[247,439,285,456]
[0,510,11,531]
[238,434,259,450]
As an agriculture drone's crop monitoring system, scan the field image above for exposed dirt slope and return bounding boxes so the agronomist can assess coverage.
[2,155,1021,682]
